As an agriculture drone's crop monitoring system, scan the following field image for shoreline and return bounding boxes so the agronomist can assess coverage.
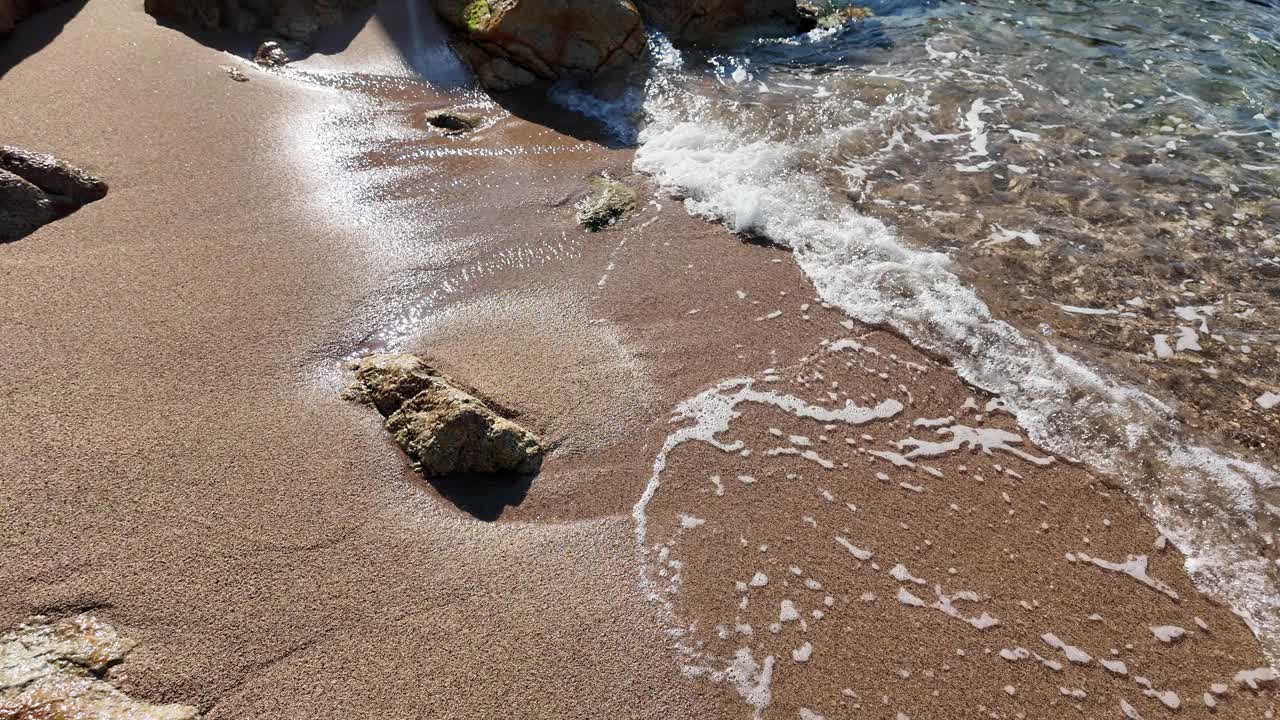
[2,1,1277,718]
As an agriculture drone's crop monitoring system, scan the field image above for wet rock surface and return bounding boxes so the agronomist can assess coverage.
[143,0,374,41]
[0,146,106,243]
[431,0,645,91]
[422,109,481,135]
[576,175,635,231]
[252,39,289,66]
[0,615,199,719]
[346,353,545,478]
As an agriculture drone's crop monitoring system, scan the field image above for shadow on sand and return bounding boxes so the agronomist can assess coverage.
[0,0,88,77]
[421,471,534,522]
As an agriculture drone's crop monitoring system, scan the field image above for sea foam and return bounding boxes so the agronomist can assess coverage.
[632,47,1280,664]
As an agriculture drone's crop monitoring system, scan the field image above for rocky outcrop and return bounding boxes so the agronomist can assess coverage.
[0,0,70,35]
[0,146,107,243]
[345,353,545,477]
[1,614,199,719]
[431,0,645,91]
[143,0,374,41]
[635,0,814,42]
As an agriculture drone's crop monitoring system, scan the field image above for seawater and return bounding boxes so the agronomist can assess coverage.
[628,0,1280,663]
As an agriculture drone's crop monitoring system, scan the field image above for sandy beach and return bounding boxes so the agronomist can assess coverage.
[1,1,1277,717]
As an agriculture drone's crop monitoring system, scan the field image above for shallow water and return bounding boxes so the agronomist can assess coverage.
[630,0,1280,664]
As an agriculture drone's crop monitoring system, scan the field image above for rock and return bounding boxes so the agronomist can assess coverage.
[143,0,374,41]
[0,0,71,35]
[0,146,107,243]
[635,0,814,43]
[1,614,199,719]
[346,353,545,477]
[423,109,482,135]
[345,353,439,417]
[576,175,635,231]
[803,3,871,29]
[222,64,250,81]
[0,146,107,205]
[432,0,646,91]
[253,39,290,66]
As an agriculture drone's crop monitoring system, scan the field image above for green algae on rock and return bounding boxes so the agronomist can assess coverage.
[346,353,545,477]
[0,615,199,719]
[432,0,645,91]
[576,176,635,231]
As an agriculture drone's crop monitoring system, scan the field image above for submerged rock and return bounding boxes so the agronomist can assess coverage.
[432,0,645,91]
[803,3,872,29]
[0,146,107,243]
[144,0,373,41]
[0,614,199,719]
[635,0,815,43]
[576,175,635,231]
[346,354,545,477]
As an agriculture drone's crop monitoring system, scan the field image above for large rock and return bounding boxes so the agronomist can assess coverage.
[0,0,70,35]
[346,353,545,477]
[143,0,375,41]
[636,0,814,42]
[0,146,107,243]
[432,0,645,91]
[1,614,199,719]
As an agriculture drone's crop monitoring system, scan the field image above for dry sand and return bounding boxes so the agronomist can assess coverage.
[1,1,1276,718]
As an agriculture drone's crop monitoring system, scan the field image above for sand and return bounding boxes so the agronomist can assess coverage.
[0,1,1276,718]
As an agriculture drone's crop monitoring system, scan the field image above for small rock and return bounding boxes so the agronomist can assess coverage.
[222,65,250,81]
[253,40,290,66]
[0,146,107,242]
[576,175,635,231]
[423,110,482,135]
[0,614,198,719]
[346,353,545,477]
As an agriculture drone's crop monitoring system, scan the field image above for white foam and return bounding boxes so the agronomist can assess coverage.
[634,76,1280,667]
[835,536,873,561]
[1073,553,1179,601]
[792,641,814,663]
[1041,632,1092,665]
[981,225,1042,247]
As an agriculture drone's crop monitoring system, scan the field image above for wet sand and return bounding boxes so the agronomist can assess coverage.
[0,1,1276,718]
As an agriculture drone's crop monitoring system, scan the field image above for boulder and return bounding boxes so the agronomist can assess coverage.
[635,0,814,42]
[143,0,375,41]
[0,0,70,35]
[0,146,107,242]
[1,614,199,719]
[346,353,545,477]
[432,0,646,91]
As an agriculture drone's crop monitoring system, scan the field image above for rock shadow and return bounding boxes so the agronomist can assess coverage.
[422,471,534,522]
[144,3,376,64]
[0,0,88,77]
